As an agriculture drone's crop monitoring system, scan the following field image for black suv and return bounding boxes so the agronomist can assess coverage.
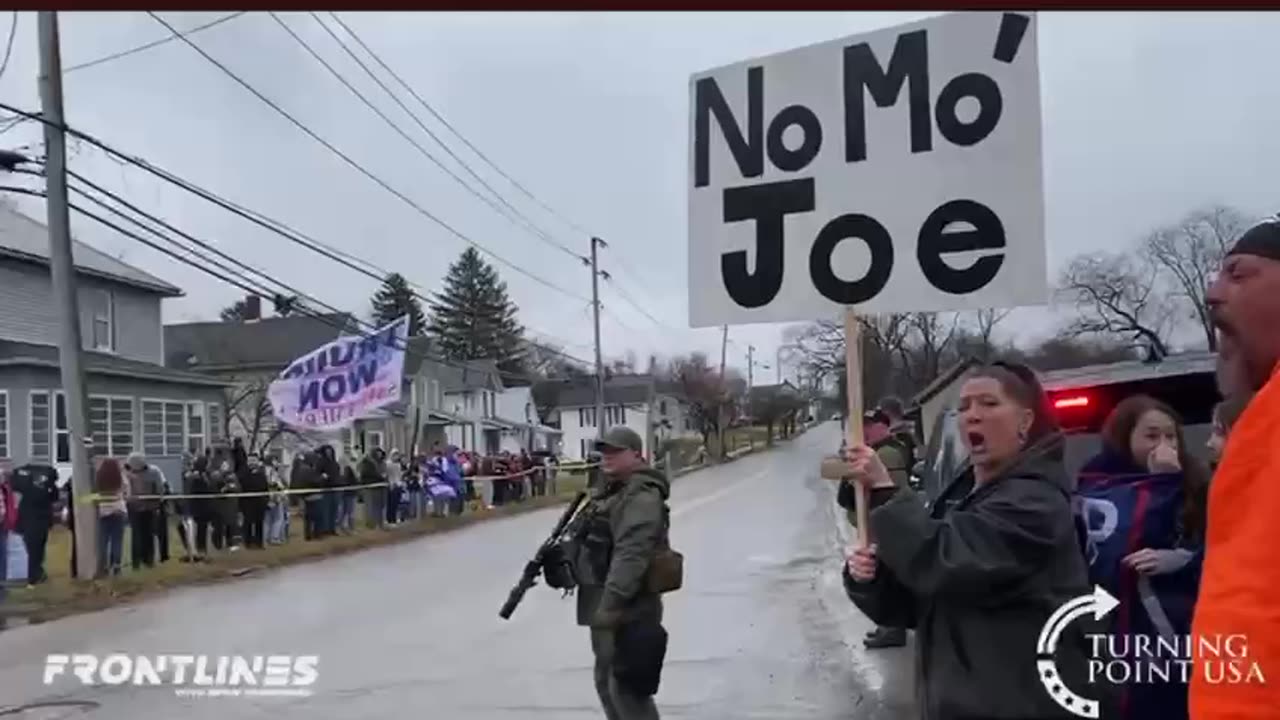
[918,353,1219,501]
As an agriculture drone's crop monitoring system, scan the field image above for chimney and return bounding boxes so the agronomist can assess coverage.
[244,294,262,321]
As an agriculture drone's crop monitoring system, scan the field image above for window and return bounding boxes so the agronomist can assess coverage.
[54,393,69,462]
[164,402,183,455]
[88,289,115,352]
[366,430,384,450]
[30,391,50,460]
[187,402,205,455]
[89,395,134,457]
[0,391,8,459]
[143,401,165,456]
[578,407,596,429]
[580,438,589,459]
[660,400,668,415]
[603,405,625,427]
[144,400,195,456]
[208,403,224,443]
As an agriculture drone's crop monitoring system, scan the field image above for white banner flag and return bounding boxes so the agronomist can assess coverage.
[267,316,410,431]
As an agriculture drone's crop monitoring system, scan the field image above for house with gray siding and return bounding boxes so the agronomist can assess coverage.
[0,206,228,489]
[163,304,362,461]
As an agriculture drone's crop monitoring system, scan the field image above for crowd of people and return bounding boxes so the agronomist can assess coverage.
[835,215,1280,720]
[0,438,564,597]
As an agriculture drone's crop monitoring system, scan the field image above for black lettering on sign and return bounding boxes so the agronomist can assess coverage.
[935,73,1002,148]
[809,214,894,304]
[842,29,931,163]
[766,105,822,173]
[917,199,1006,295]
[693,68,764,188]
[842,13,1031,162]
[721,179,815,308]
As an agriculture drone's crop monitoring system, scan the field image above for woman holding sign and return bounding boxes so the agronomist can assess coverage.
[842,362,1093,720]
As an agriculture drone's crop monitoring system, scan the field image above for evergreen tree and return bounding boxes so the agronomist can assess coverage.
[371,273,427,335]
[427,247,526,376]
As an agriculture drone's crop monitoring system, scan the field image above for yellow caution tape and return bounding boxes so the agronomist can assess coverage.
[78,462,603,504]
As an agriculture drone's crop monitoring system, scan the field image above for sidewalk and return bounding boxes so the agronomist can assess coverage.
[816,457,918,717]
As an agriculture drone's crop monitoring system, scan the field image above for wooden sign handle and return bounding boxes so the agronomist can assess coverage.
[843,308,869,548]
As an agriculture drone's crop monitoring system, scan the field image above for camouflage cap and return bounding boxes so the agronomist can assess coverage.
[594,426,643,454]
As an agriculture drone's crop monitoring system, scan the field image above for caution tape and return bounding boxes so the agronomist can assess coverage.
[78,462,603,504]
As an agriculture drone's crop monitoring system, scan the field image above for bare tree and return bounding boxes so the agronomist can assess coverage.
[667,353,742,458]
[1058,251,1175,359]
[225,377,297,455]
[1142,205,1249,351]
[969,308,1011,358]
[897,312,960,387]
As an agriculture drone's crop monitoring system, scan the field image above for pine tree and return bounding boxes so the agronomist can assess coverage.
[370,273,427,335]
[427,247,526,376]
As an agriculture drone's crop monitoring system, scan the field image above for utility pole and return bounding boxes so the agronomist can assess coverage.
[590,237,606,440]
[716,325,728,459]
[39,11,97,578]
[747,344,755,390]
[718,325,727,380]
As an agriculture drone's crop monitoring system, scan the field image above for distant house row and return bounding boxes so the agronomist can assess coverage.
[0,205,699,491]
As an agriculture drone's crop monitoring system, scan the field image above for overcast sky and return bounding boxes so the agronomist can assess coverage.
[0,11,1275,381]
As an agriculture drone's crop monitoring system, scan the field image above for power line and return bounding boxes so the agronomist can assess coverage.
[64,12,248,74]
[307,12,582,261]
[0,104,598,368]
[325,11,675,313]
[0,180,585,384]
[269,12,581,263]
[0,11,17,82]
[603,275,670,329]
[326,12,595,241]
[145,11,587,304]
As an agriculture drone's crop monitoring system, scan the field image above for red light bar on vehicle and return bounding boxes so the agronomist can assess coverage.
[1053,395,1090,409]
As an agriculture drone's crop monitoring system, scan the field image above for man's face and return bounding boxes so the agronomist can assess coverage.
[600,447,640,475]
[1208,253,1280,392]
[248,455,261,470]
[864,421,890,444]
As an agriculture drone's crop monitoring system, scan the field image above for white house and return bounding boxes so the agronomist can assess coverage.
[548,375,694,461]
[495,383,562,454]
[439,360,508,455]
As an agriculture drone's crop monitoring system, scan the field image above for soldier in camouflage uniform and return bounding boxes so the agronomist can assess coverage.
[570,426,672,720]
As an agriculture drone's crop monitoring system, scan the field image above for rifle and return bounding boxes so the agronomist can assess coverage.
[499,490,588,620]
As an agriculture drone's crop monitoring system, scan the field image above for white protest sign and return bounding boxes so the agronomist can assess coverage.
[267,316,410,431]
[688,11,1046,327]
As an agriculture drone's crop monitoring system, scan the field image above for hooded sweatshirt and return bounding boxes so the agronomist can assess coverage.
[845,433,1095,720]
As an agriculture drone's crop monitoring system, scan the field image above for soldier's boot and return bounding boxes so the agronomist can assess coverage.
[863,626,908,649]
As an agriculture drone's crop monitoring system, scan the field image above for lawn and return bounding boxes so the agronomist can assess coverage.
[7,472,589,624]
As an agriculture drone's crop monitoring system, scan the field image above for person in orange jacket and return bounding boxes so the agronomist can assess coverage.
[1191,215,1280,718]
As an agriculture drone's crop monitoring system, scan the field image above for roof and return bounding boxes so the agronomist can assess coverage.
[747,381,798,400]
[910,356,981,407]
[164,313,360,372]
[1038,351,1217,392]
[437,358,503,393]
[0,340,228,388]
[542,374,656,408]
[0,205,182,296]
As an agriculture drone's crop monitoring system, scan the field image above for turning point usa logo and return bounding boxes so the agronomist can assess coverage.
[43,654,320,698]
[1037,587,1265,719]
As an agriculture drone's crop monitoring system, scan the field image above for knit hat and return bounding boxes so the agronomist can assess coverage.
[1227,215,1280,262]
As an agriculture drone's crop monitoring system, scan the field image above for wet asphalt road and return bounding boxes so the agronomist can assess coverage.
[0,423,915,720]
